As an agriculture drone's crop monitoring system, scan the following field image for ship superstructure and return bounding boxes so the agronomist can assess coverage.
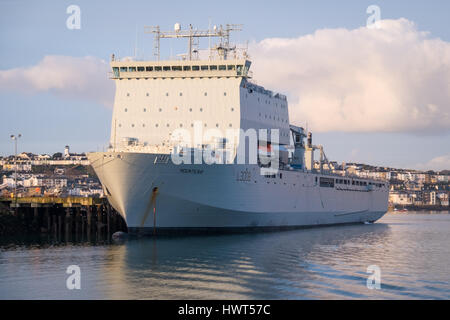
[88,24,389,234]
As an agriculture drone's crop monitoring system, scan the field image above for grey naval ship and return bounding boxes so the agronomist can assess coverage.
[87,24,389,234]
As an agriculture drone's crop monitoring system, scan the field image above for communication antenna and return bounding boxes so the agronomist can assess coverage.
[144,23,243,61]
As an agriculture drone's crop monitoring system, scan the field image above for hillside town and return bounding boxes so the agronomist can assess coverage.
[1,146,449,210]
[0,146,103,199]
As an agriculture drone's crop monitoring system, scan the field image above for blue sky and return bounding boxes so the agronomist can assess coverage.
[0,0,449,170]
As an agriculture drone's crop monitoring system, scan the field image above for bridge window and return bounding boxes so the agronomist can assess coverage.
[192,66,199,71]
[172,66,182,71]
[227,65,235,70]
[129,67,136,72]
[155,66,162,71]
[163,66,170,71]
[146,66,153,71]
[219,65,226,70]
[210,65,217,70]
[137,67,145,72]
[201,65,208,71]
[119,67,127,72]
[183,66,191,71]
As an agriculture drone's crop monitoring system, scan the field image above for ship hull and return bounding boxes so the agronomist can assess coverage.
[87,151,389,234]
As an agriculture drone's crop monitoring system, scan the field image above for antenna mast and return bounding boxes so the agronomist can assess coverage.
[144,23,243,61]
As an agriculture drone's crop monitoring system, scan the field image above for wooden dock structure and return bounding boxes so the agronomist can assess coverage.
[0,196,127,239]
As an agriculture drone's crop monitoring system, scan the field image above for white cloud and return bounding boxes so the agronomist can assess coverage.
[414,154,450,171]
[0,55,114,107]
[249,19,450,133]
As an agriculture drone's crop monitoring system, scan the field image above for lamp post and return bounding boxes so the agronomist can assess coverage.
[10,134,21,215]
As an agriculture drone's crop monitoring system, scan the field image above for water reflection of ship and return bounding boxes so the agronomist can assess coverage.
[104,223,390,299]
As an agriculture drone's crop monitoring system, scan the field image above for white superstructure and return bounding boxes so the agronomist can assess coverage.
[88,24,389,234]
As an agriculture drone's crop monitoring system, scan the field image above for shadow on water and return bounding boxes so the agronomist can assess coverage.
[103,223,392,299]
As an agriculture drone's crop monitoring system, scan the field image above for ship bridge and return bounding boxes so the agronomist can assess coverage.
[110,59,251,79]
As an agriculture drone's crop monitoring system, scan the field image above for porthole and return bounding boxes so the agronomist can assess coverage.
[146,93,149,97]
[231,108,234,112]
[204,92,207,96]
[142,124,145,127]
[200,108,203,112]
[127,93,130,97]
[124,108,128,112]
[131,124,135,127]
[155,124,159,127]
[143,108,146,112]
[159,108,162,112]
[189,108,192,112]
[179,124,183,127]
[216,123,219,128]
[224,92,227,96]
[166,93,169,96]
[166,124,170,127]
[179,92,183,96]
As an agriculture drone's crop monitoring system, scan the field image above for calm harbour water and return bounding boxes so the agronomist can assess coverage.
[0,212,449,300]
